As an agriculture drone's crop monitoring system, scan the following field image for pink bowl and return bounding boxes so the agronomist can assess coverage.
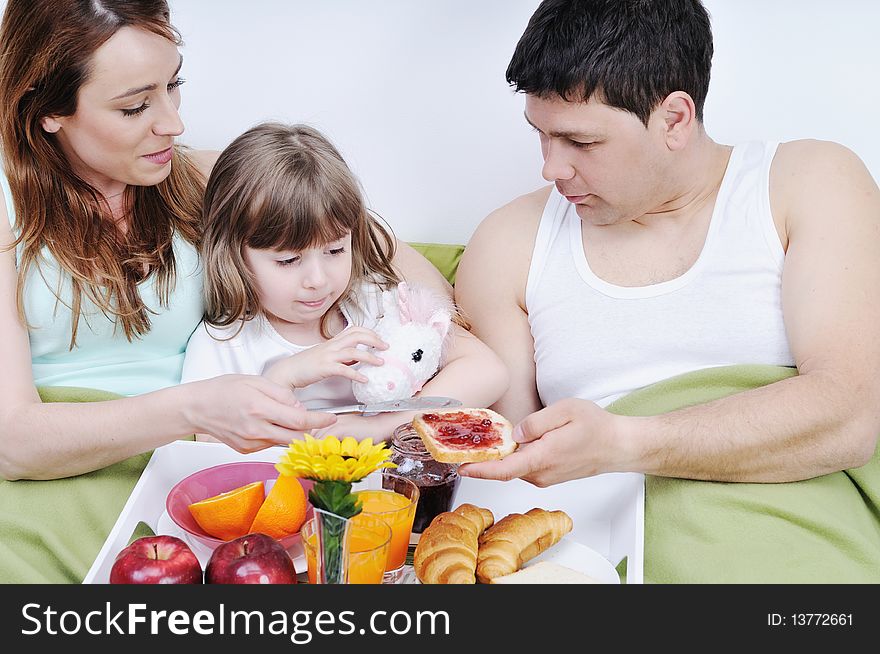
[165,461,313,550]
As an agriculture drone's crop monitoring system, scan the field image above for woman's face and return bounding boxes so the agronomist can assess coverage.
[42,26,185,197]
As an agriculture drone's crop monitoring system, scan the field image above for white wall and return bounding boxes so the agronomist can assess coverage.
[170,0,545,244]
[702,0,880,170]
[169,0,880,244]
[4,1,879,244]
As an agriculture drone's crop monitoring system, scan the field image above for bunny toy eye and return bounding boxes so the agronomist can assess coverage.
[411,349,423,363]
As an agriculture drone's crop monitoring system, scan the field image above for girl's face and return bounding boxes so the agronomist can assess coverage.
[41,26,185,198]
[243,233,354,330]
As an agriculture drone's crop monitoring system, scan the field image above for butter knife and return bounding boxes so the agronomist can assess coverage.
[315,396,462,416]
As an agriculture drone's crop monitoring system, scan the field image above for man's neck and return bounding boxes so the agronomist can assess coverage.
[640,134,732,228]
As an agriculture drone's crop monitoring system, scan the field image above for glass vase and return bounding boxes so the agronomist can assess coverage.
[311,508,352,584]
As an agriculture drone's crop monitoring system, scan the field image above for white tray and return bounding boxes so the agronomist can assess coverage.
[84,440,644,583]
[455,472,644,583]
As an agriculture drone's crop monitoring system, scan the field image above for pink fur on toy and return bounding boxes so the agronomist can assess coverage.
[351,282,453,404]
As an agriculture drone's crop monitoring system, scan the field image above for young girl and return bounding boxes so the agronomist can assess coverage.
[181,122,509,441]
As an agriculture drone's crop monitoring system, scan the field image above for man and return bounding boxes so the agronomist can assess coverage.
[455,0,880,489]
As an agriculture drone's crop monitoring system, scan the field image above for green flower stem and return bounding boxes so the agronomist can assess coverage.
[308,480,362,519]
[309,481,363,585]
[318,512,346,584]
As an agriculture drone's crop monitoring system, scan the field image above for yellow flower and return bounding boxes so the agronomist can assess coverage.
[276,434,397,483]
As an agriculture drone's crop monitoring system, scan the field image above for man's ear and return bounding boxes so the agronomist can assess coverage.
[659,91,697,151]
[40,116,62,134]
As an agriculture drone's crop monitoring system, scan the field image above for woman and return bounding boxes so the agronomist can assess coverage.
[0,0,454,480]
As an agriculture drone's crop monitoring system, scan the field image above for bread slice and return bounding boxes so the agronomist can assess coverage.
[490,560,601,584]
[412,408,517,464]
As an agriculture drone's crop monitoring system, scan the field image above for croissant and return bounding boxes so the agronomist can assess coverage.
[476,508,573,583]
[413,503,495,584]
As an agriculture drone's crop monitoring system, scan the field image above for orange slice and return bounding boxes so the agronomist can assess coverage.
[187,481,265,541]
[249,475,308,540]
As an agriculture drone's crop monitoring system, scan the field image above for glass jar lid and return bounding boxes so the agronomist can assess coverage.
[391,423,433,461]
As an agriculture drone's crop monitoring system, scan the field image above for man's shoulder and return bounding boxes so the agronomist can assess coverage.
[772,139,876,225]
[482,184,553,231]
[774,139,872,188]
[458,186,553,295]
[775,139,862,170]
[468,185,553,251]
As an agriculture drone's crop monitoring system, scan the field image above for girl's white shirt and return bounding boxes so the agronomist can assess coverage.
[181,280,385,409]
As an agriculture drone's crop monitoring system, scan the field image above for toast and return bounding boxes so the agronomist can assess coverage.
[412,408,517,464]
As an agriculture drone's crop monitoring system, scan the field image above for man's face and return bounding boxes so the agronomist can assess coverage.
[525,94,668,226]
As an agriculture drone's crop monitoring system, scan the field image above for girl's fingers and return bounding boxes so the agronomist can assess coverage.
[336,348,385,366]
[335,327,388,350]
[330,364,369,384]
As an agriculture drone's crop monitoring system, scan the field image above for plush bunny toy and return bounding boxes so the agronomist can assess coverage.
[351,282,453,405]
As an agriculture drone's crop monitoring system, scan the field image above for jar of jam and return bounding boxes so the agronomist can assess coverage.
[384,423,460,533]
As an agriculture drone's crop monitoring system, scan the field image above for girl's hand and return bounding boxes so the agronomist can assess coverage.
[307,411,412,443]
[183,374,337,452]
[264,327,388,389]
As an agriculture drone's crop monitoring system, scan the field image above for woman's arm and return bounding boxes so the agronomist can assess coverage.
[0,214,335,479]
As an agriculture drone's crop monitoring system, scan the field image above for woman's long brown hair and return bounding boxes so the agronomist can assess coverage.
[0,0,204,348]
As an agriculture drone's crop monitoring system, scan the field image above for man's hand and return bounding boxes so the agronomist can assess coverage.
[264,327,388,389]
[459,398,632,487]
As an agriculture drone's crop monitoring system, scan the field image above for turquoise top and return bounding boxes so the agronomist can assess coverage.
[1,172,204,396]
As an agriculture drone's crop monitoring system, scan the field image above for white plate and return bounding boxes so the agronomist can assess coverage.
[526,537,620,584]
[404,536,619,584]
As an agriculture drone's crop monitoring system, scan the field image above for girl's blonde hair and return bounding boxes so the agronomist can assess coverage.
[0,0,204,349]
[202,122,400,337]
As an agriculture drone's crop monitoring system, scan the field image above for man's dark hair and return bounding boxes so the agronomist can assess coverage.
[507,0,713,126]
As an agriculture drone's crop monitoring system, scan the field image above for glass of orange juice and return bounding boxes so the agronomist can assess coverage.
[302,512,391,584]
[352,472,419,584]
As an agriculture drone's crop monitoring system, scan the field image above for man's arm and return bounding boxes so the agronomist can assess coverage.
[462,142,880,486]
[455,188,548,423]
[633,140,880,480]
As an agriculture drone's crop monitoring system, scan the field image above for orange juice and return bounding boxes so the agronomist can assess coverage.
[354,489,417,570]
[303,523,389,584]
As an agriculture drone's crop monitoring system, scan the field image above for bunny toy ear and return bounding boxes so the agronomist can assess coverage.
[396,282,413,325]
[428,308,452,342]
[378,286,398,321]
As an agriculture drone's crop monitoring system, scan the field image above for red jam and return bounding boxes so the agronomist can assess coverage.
[420,411,503,450]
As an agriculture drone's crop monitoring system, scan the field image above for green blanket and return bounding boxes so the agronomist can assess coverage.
[1,366,877,583]
[607,364,880,583]
[0,387,172,583]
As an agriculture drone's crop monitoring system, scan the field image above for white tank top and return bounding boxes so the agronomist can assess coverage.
[525,141,795,408]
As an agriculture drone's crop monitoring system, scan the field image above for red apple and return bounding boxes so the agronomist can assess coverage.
[205,532,296,584]
[110,535,202,584]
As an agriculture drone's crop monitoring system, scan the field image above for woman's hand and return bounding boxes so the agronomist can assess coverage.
[182,374,338,452]
[264,327,388,389]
